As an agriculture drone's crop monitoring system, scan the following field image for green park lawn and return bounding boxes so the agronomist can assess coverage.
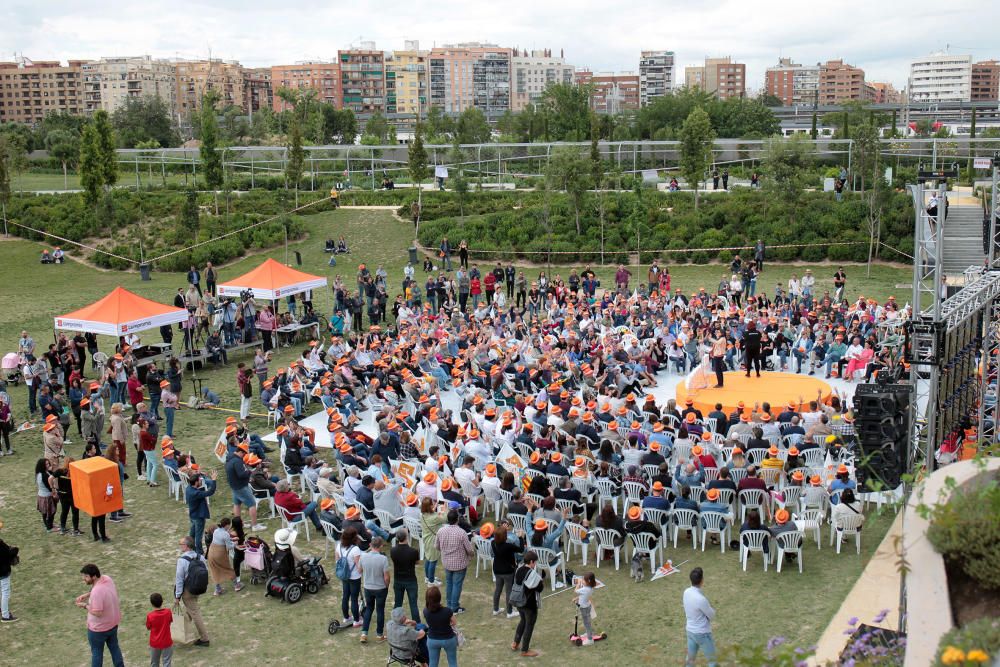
[0,208,905,665]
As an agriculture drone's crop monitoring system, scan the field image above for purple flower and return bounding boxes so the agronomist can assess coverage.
[872,608,889,623]
[796,662,809,667]
[847,616,859,626]
[844,659,856,667]
[767,636,787,651]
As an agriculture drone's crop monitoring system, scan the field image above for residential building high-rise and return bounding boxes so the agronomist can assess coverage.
[429,43,511,115]
[269,61,340,112]
[338,44,386,116]
[174,59,245,116]
[575,69,640,114]
[511,49,573,111]
[908,53,972,103]
[818,59,870,104]
[971,60,999,101]
[638,50,675,106]
[242,67,272,113]
[684,56,745,99]
[386,41,428,116]
[81,56,177,115]
[0,59,85,123]
[764,58,820,106]
[868,81,901,104]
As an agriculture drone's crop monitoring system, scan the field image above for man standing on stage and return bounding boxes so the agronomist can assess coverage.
[741,320,763,378]
[710,326,727,388]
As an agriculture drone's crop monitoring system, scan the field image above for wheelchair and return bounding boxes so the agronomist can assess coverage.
[264,550,328,604]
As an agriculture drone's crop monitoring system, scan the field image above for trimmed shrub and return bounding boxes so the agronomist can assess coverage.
[927,474,1000,590]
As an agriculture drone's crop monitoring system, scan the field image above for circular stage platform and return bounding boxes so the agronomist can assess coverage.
[674,371,834,416]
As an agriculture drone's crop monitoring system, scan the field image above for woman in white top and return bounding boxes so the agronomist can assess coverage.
[336,527,365,626]
[787,274,801,300]
[729,274,744,308]
[35,458,58,532]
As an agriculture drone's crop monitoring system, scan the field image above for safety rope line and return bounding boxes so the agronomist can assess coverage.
[417,240,868,256]
[4,219,142,265]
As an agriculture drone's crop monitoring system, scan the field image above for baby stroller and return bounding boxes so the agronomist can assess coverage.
[244,536,273,585]
[2,354,22,386]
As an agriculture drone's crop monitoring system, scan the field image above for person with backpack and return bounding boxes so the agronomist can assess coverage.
[511,550,546,658]
[174,535,211,647]
[185,470,217,555]
[335,526,364,629]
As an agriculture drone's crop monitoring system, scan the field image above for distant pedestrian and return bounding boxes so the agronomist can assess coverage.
[683,566,717,667]
[0,519,19,622]
[76,563,125,667]
[721,169,729,190]
[146,592,173,667]
[711,168,719,190]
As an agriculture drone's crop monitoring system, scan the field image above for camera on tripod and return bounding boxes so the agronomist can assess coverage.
[240,289,254,302]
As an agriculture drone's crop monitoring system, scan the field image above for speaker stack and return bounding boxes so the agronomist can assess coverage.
[852,384,911,490]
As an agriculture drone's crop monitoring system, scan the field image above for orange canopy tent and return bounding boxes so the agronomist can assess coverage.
[216,258,327,301]
[54,286,188,336]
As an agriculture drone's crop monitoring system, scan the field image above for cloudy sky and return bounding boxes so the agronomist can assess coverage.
[2,0,997,90]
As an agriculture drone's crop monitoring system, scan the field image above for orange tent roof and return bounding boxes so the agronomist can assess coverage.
[217,258,327,300]
[55,286,188,336]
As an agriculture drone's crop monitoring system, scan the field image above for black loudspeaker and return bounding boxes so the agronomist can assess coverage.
[853,384,910,490]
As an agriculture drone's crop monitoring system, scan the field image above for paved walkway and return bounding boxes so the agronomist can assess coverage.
[811,511,903,664]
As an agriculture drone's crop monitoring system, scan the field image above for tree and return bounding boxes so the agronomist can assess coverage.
[852,119,882,193]
[678,107,715,209]
[408,123,430,229]
[757,92,784,107]
[590,117,602,188]
[93,110,118,188]
[78,124,102,206]
[179,189,200,240]
[449,142,469,218]
[762,133,814,224]
[539,82,593,141]
[112,95,179,148]
[0,136,11,234]
[0,128,28,193]
[45,129,80,190]
[363,112,391,143]
[425,106,454,142]
[286,113,304,204]
[456,108,491,144]
[200,93,224,190]
[546,146,591,235]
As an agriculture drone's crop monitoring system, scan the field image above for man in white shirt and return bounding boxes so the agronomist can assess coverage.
[682,567,717,667]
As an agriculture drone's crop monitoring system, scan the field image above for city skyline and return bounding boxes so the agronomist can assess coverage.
[2,0,997,90]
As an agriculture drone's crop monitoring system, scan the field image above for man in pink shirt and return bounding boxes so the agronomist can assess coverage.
[75,563,124,667]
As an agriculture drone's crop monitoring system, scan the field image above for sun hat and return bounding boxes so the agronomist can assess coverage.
[627,506,642,520]
[274,528,297,549]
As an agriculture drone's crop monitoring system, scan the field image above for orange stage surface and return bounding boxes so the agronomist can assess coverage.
[674,371,833,417]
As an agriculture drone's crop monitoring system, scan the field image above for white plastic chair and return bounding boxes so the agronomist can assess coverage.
[595,479,619,513]
[702,467,720,483]
[507,512,527,535]
[777,486,803,514]
[641,464,661,482]
[641,507,670,554]
[628,531,660,574]
[402,516,424,559]
[760,468,784,489]
[533,546,562,591]
[803,448,825,469]
[670,508,699,548]
[526,493,546,508]
[796,509,824,549]
[728,467,748,485]
[740,529,770,571]
[483,484,504,521]
[319,519,340,558]
[739,488,769,523]
[830,513,864,554]
[165,466,183,501]
[249,483,276,519]
[775,530,804,573]
[699,511,730,553]
[564,522,589,566]
[715,488,736,511]
[374,509,397,534]
[473,535,495,579]
[546,473,563,489]
[277,505,311,541]
[570,476,595,502]
[592,527,623,570]
[622,481,646,507]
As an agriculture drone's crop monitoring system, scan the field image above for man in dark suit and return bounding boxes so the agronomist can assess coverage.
[742,320,763,378]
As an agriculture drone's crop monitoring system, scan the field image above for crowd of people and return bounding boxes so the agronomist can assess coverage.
[0,250,902,665]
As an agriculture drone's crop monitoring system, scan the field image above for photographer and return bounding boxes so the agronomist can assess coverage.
[240,291,257,344]
[220,298,238,347]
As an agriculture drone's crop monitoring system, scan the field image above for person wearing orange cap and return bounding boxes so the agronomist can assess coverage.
[545,451,569,477]
[624,504,661,543]
[641,440,667,467]
[828,462,856,504]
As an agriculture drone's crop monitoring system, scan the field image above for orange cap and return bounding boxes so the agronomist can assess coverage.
[627,506,642,520]
[480,523,495,538]
[705,488,720,501]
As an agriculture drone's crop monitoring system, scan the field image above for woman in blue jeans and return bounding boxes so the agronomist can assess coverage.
[336,527,364,626]
[423,586,458,667]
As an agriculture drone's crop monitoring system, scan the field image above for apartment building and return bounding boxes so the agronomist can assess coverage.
[868,81,901,104]
[0,59,85,123]
[684,56,745,99]
[818,59,870,104]
[81,56,177,114]
[764,58,820,106]
[242,67,272,113]
[174,59,245,115]
[511,49,573,111]
[971,60,999,101]
[338,45,385,116]
[908,53,971,103]
[638,50,675,106]
[386,41,428,116]
[270,62,340,112]
[429,43,512,115]
[575,69,640,114]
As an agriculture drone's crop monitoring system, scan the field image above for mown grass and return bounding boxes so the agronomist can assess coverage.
[0,208,903,665]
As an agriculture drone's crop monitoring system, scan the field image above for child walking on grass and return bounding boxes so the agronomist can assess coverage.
[146,592,173,666]
[573,572,601,646]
